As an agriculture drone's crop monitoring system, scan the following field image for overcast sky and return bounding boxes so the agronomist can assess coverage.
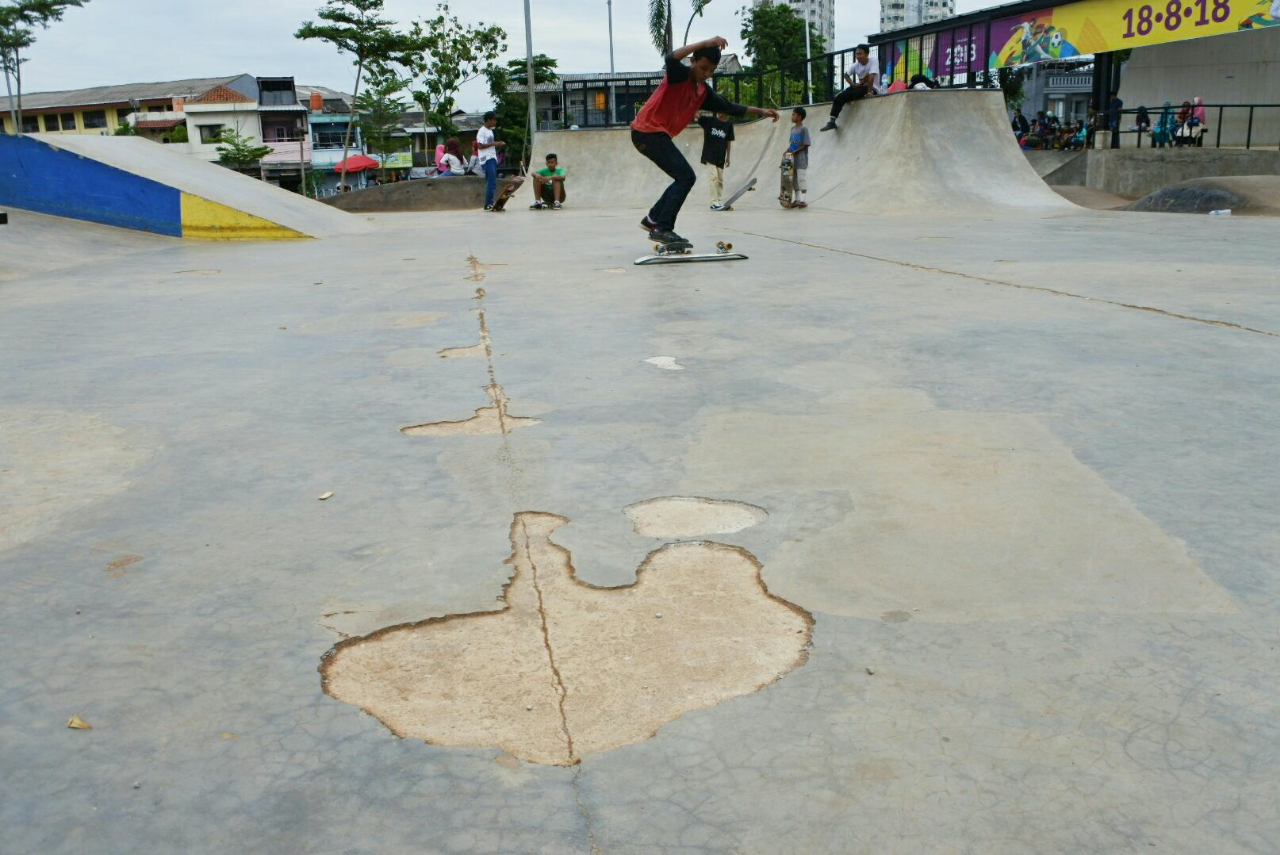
[19,0,982,107]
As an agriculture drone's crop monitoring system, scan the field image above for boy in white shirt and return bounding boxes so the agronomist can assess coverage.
[820,44,885,132]
[475,111,506,210]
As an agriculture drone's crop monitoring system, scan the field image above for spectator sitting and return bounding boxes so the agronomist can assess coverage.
[434,138,466,176]
[1011,108,1030,138]
[529,152,567,209]
[1066,120,1088,150]
[908,73,939,90]
[1135,105,1151,136]
[1191,96,1207,146]
[1174,100,1202,146]
[1151,102,1175,148]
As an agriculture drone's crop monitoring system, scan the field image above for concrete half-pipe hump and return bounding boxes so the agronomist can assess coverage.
[533,89,1070,215]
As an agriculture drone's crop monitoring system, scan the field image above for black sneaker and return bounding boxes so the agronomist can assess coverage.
[648,228,688,245]
[639,216,659,232]
[819,120,838,132]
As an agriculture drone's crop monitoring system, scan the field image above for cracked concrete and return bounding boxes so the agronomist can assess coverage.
[3,203,1279,852]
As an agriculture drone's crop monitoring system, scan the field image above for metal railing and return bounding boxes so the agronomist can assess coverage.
[1104,105,1280,150]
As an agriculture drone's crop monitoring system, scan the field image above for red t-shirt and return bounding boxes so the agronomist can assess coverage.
[632,54,743,138]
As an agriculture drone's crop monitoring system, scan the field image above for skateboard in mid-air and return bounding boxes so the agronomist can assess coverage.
[634,240,747,266]
[489,175,525,212]
[778,153,795,209]
[717,177,758,211]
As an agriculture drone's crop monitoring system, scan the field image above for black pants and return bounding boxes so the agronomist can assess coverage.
[631,129,695,231]
[830,84,870,119]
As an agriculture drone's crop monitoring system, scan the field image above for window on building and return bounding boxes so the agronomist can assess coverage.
[43,114,60,131]
[198,124,225,143]
[22,115,40,132]
[83,110,107,129]
[148,105,166,113]
[60,112,76,129]
[116,108,133,125]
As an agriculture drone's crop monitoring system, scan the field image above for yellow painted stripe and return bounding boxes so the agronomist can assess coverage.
[180,193,309,240]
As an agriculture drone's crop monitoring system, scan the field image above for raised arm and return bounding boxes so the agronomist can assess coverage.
[672,36,728,62]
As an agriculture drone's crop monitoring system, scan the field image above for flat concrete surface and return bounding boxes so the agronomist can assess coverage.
[1085,147,1280,198]
[1128,174,1280,215]
[4,198,1279,852]
[1052,184,1136,209]
[24,134,373,238]
[324,176,488,212]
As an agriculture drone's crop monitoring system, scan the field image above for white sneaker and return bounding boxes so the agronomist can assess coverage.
[710,203,725,211]
[553,201,562,209]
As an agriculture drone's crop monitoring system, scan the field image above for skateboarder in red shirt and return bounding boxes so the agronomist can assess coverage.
[632,36,779,245]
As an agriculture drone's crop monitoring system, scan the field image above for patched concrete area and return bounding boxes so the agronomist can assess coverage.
[3,203,1280,852]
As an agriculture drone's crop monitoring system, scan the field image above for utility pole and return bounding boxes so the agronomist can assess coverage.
[803,4,813,102]
[524,0,536,170]
[607,0,615,73]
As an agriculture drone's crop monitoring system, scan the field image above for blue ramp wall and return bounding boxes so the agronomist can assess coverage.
[0,135,183,236]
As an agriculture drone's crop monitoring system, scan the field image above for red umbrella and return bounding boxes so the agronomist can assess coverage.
[333,154,380,173]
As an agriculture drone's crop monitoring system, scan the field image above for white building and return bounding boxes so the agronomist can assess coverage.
[881,0,955,33]
[753,0,834,51]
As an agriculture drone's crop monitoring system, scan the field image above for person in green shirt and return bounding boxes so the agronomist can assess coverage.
[530,153,567,209]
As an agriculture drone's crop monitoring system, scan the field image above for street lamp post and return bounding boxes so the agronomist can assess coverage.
[607,0,615,73]
[524,0,536,165]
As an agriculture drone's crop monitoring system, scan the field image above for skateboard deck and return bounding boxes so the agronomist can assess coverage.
[779,154,795,209]
[635,240,747,266]
[718,177,758,211]
[490,175,525,211]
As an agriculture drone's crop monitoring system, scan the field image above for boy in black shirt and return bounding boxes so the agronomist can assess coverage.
[697,112,735,210]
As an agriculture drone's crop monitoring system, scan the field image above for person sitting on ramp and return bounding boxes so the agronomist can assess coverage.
[530,152,567,209]
[631,36,779,245]
[820,44,885,132]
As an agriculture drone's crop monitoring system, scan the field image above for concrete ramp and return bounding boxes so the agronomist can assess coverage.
[533,89,1071,215]
[0,134,372,239]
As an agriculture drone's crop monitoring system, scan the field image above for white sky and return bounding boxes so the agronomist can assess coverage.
[18,0,986,108]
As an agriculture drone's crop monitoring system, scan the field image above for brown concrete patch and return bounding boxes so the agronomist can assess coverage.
[298,312,445,334]
[625,496,768,538]
[681,388,1238,622]
[320,512,812,765]
[400,383,540,437]
[438,342,486,359]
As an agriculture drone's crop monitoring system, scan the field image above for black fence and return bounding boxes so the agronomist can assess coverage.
[1105,105,1280,150]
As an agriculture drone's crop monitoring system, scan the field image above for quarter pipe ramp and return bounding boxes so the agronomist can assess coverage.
[533,89,1070,215]
[0,134,371,239]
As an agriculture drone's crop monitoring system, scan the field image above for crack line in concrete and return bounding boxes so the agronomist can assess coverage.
[571,765,603,854]
[518,515,577,765]
[726,228,1280,339]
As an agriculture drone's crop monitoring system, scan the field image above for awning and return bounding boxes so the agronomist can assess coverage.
[332,154,380,172]
[134,119,185,129]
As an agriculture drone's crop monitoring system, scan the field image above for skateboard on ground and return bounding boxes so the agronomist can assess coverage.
[779,153,795,209]
[634,240,747,266]
[489,175,525,212]
[717,177,758,211]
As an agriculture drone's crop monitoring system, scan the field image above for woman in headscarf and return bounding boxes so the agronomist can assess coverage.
[1177,100,1193,125]
[436,138,465,176]
[1135,105,1150,136]
[1191,96,1208,146]
[1151,101,1175,148]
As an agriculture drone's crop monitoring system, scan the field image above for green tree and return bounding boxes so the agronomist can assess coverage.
[682,0,712,45]
[404,3,505,144]
[0,1,87,134]
[484,53,557,172]
[295,0,412,194]
[738,2,825,71]
[355,68,408,181]
[649,0,672,54]
[216,128,273,169]
[113,117,135,135]
[164,122,188,144]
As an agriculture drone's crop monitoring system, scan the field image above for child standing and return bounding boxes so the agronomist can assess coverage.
[631,36,778,245]
[787,107,811,209]
[476,111,506,210]
[697,112,735,210]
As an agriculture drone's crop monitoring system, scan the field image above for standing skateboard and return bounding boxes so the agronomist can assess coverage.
[779,153,795,209]
[490,175,525,212]
[717,177,758,211]
[635,240,747,265]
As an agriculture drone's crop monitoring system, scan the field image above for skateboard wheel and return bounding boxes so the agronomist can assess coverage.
[723,242,732,252]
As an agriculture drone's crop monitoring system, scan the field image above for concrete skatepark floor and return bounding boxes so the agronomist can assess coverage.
[3,201,1279,852]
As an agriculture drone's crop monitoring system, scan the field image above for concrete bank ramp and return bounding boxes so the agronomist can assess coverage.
[1127,175,1280,215]
[533,89,1070,214]
[0,134,372,239]
[324,176,486,212]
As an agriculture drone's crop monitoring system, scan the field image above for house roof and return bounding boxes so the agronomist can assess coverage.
[192,84,255,104]
[6,75,247,111]
[134,118,186,129]
[296,84,354,113]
